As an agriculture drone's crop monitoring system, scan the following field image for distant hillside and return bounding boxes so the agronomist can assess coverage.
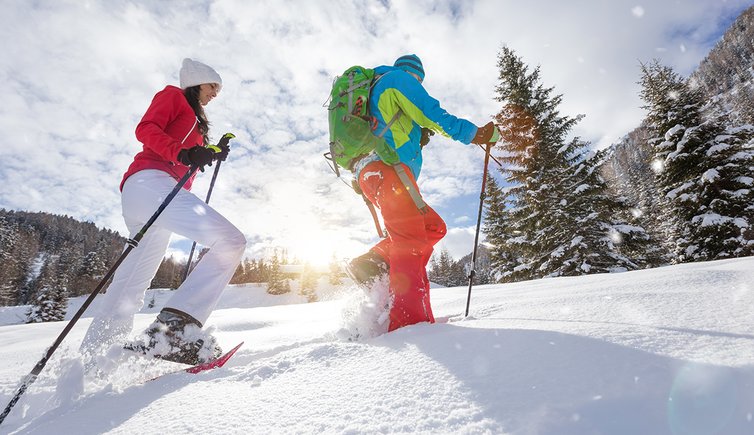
[429,245,492,287]
[0,209,125,306]
[600,5,754,245]
[691,6,754,125]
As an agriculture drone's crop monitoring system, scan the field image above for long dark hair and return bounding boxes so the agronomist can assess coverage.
[183,86,210,145]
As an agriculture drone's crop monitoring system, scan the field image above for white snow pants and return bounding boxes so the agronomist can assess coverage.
[80,170,246,355]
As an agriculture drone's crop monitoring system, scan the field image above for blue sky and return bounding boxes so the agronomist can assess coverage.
[1,0,751,264]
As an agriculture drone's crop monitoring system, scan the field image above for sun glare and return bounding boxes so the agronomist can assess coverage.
[262,186,375,269]
[292,236,337,267]
[280,226,365,269]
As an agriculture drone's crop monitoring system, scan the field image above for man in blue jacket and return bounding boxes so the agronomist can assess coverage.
[347,54,500,332]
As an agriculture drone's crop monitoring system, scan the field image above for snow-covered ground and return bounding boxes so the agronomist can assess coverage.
[1,257,753,434]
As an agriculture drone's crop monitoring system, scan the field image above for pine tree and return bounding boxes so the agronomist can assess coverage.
[639,60,754,261]
[79,250,106,281]
[246,260,254,282]
[428,255,441,284]
[244,259,256,283]
[601,126,671,266]
[689,125,754,259]
[428,248,454,286]
[254,258,270,283]
[482,174,519,282]
[554,147,654,274]
[300,262,319,302]
[0,217,20,305]
[454,245,492,286]
[437,249,454,286]
[230,260,246,284]
[27,258,67,323]
[53,244,81,296]
[450,259,469,286]
[493,46,578,280]
[151,256,183,289]
[69,250,107,295]
[492,46,651,280]
[327,255,343,286]
[266,252,288,295]
[640,60,706,259]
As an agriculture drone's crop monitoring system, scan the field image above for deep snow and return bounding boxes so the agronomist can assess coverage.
[1,256,753,434]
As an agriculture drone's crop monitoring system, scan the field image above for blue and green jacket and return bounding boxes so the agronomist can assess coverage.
[369,65,478,179]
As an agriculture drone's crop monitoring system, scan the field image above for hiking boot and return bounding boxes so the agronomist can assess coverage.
[344,250,389,291]
[128,308,222,365]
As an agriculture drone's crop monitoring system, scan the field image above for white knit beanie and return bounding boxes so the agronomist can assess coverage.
[179,58,222,90]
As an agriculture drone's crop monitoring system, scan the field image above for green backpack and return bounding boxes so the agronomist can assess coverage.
[325,65,400,176]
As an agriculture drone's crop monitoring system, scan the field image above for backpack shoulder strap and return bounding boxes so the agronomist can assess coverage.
[376,110,402,138]
[393,164,427,213]
[369,71,402,139]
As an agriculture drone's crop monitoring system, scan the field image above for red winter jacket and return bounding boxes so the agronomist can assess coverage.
[120,85,203,191]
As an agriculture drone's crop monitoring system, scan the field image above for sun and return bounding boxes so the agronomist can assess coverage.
[257,185,375,269]
[282,228,368,269]
[290,235,338,268]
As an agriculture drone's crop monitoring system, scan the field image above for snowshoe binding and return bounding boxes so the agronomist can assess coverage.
[125,308,222,365]
[344,250,389,292]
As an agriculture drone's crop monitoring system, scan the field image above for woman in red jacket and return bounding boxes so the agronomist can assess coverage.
[80,58,246,366]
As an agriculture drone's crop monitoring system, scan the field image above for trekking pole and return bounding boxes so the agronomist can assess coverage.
[464,141,494,317]
[182,163,219,279]
[362,196,385,238]
[474,142,503,168]
[0,165,200,427]
[183,133,235,280]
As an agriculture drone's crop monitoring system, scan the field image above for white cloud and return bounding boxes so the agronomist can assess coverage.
[437,226,478,261]
[1,0,750,261]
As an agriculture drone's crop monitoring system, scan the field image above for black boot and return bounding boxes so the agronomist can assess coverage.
[129,308,222,365]
[344,250,389,291]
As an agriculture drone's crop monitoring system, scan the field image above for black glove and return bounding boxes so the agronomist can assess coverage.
[210,143,229,162]
[471,121,501,146]
[207,132,236,162]
[178,145,214,172]
[420,128,435,148]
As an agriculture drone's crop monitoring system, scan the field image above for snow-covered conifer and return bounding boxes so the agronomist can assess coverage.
[266,252,288,295]
[27,259,67,323]
[300,263,318,302]
[491,46,653,280]
[639,60,754,261]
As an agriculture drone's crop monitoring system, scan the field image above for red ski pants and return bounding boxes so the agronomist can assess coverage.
[358,161,447,331]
